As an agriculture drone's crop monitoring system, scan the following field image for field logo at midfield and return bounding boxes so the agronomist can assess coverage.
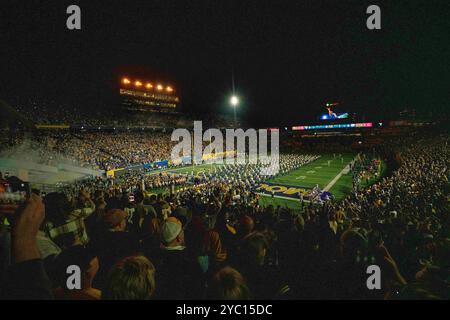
[255,182,312,199]
[171,121,279,175]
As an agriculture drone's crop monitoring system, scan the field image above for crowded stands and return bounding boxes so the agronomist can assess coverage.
[0,129,449,300]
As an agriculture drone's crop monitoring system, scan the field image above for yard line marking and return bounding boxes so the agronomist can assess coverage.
[323,155,358,191]
[307,170,315,174]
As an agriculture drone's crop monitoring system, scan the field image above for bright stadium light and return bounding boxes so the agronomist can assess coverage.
[230,95,239,107]
[135,80,142,87]
[122,78,130,84]
[146,83,153,89]
[230,95,239,127]
[166,86,173,92]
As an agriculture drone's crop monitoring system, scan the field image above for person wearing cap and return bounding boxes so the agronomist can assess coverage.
[160,217,185,250]
[151,217,204,299]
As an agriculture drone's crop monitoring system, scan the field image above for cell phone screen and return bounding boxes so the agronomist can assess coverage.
[0,181,30,204]
[0,187,25,204]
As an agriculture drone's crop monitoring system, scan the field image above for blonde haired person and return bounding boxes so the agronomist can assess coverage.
[102,255,156,300]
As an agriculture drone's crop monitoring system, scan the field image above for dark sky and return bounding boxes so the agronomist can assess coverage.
[0,0,449,126]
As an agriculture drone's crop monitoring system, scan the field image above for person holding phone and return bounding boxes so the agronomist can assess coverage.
[0,194,54,299]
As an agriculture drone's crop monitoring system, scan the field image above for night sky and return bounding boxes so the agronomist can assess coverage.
[0,0,449,126]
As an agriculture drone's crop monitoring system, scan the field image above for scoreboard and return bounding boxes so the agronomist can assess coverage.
[293,122,373,130]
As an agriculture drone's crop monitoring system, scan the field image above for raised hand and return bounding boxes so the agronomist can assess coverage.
[12,194,45,263]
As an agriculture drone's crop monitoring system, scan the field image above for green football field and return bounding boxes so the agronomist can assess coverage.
[267,153,355,200]
[149,153,359,209]
[166,163,224,175]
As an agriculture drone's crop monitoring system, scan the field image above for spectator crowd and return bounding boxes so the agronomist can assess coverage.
[0,130,449,300]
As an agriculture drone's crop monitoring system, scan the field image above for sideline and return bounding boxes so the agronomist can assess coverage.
[323,155,358,191]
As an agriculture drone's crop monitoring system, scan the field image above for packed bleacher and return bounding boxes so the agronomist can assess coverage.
[4,97,236,129]
[0,131,175,170]
[0,129,449,300]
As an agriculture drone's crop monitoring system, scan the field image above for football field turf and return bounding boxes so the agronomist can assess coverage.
[166,163,223,175]
[153,153,357,208]
[266,153,355,198]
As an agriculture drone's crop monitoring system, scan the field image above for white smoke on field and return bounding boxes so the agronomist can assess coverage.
[0,138,84,168]
[0,137,101,185]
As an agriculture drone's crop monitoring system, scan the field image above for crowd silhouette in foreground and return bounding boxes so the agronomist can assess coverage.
[0,132,449,300]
